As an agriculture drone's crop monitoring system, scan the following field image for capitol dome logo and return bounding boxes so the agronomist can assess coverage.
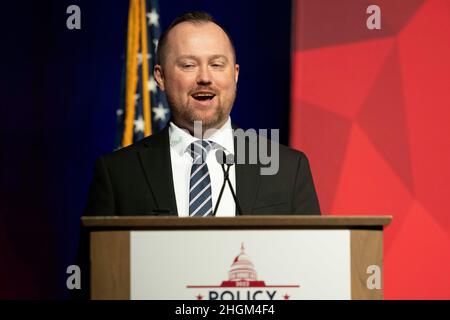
[187,243,300,300]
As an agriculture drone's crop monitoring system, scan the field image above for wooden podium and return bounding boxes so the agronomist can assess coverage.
[81,215,391,300]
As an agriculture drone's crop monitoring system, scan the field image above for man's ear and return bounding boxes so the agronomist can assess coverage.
[154,64,165,91]
[234,64,239,84]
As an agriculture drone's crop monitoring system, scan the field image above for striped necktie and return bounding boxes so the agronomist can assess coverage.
[188,140,214,216]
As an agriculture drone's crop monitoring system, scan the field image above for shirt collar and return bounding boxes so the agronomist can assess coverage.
[169,117,234,157]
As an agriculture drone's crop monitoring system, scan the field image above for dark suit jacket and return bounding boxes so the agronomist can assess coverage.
[84,125,321,215]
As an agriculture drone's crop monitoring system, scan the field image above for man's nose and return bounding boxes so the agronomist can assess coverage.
[196,66,212,85]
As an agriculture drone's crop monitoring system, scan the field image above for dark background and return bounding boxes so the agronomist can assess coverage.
[0,0,291,298]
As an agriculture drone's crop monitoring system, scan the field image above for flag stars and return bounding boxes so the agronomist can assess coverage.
[147,10,159,27]
[137,53,151,65]
[152,103,169,122]
[147,77,158,93]
[153,39,159,50]
[134,115,145,133]
[116,108,124,117]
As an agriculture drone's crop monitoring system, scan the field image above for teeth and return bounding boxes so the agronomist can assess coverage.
[193,93,214,97]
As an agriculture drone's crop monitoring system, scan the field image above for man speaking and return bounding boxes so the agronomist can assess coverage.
[84,12,321,216]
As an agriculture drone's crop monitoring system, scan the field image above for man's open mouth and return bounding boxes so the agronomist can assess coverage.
[191,92,216,101]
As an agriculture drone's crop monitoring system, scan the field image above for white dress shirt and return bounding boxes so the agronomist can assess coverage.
[169,118,236,217]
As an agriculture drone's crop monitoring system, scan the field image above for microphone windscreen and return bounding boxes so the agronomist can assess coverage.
[215,149,227,164]
[226,153,235,165]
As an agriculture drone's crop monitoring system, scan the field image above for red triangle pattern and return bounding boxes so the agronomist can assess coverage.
[384,200,450,299]
[291,0,450,299]
[292,38,394,119]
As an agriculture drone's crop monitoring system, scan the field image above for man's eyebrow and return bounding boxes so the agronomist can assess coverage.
[209,55,228,61]
[177,55,198,61]
[176,55,229,61]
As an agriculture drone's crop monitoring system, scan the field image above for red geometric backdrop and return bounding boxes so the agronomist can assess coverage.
[290,0,450,299]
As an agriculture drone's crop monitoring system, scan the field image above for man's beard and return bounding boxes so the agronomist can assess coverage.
[167,91,236,131]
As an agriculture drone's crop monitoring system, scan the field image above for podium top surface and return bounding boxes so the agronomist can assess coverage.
[81,215,392,230]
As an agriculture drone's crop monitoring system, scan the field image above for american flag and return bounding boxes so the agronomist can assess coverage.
[115,0,170,149]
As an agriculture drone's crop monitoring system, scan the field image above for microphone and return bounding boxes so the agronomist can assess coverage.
[214,149,243,216]
[213,150,229,216]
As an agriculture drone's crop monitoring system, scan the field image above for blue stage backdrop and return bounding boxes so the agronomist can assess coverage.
[0,0,291,298]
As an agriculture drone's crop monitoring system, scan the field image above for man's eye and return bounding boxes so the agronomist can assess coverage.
[211,63,224,68]
[182,64,195,68]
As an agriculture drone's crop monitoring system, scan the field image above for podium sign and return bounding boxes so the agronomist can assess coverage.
[131,230,350,300]
[82,216,391,300]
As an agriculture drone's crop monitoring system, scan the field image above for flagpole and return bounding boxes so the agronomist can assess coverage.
[140,0,152,137]
[123,0,141,147]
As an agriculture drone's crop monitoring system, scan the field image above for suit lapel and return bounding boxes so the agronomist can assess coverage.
[233,124,260,215]
[138,126,178,216]
[136,123,260,216]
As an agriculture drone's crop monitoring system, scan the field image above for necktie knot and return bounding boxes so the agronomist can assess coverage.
[189,140,213,164]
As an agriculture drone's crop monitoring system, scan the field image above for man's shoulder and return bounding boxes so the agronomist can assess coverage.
[255,131,308,161]
[100,127,169,164]
[274,142,310,174]
[280,144,309,165]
